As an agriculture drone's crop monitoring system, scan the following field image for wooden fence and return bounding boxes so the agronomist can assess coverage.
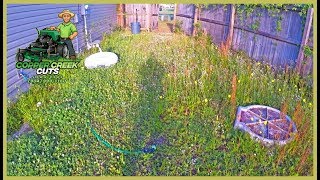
[175,4,314,75]
[117,4,159,31]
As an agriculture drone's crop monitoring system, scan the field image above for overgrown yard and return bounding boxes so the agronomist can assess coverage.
[7,30,314,176]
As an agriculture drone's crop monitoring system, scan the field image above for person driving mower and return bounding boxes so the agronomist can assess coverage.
[50,9,78,60]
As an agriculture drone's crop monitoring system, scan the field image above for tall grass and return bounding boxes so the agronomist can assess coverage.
[6,30,313,176]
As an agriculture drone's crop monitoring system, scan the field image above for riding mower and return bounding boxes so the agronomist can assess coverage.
[16,28,70,62]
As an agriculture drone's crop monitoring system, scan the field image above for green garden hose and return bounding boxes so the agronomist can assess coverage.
[87,121,156,155]
[72,79,157,155]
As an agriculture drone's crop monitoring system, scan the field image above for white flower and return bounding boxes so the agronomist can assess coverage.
[36,102,42,107]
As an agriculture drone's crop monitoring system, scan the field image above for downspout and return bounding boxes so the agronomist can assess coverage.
[74,11,80,54]
[81,4,90,50]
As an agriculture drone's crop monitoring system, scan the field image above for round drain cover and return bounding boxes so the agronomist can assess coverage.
[234,105,298,146]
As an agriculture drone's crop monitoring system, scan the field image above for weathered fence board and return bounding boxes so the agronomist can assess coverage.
[125,4,148,28]
[122,4,159,31]
[295,8,313,75]
[151,4,159,30]
[176,4,195,35]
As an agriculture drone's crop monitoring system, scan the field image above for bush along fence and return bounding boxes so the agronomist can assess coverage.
[174,4,314,76]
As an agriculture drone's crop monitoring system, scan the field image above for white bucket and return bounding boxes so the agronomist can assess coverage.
[84,52,118,69]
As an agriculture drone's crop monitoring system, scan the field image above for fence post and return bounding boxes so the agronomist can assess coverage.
[226,4,236,49]
[192,5,198,36]
[121,4,126,28]
[295,8,314,75]
[117,4,122,27]
[146,4,151,32]
[123,4,127,28]
[173,4,177,32]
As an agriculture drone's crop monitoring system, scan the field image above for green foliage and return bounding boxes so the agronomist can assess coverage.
[251,20,260,31]
[303,45,313,57]
[111,25,125,32]
[234,4,313,33]
[194,4,313,33]
[193,21,203,37]
[7,30,313,176]
[174,20,183,34]
[276,18,282,32]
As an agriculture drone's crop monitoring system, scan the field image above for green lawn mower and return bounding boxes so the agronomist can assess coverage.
[16,28,70,62]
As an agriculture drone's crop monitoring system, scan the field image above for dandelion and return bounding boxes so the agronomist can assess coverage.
[309,103,312,106]
[279,88,281,92]
[272,79,275,83]
[204,98,208,103]
[167,73,171,77]
[194,81,198,85]
[251,73,254,77]
[295,85,297,88]
[238,80,241,83]
[228,95,231,98]
[303,99,306,103]
[159,95,163,99]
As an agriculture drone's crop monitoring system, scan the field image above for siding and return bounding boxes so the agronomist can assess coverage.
[6,4,117,101]
[85,4,117,46]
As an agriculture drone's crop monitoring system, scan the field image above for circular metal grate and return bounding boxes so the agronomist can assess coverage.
[234,105,298,146]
